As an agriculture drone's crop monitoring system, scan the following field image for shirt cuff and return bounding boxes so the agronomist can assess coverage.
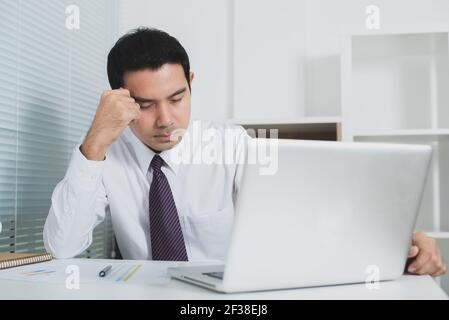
[65,144,106,192]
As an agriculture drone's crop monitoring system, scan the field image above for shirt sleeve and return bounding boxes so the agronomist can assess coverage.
[43,144,109,259]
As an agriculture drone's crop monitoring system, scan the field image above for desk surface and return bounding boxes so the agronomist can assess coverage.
[0,259,447,300]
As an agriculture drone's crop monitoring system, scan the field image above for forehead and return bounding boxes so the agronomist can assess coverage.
[123,63,186,97]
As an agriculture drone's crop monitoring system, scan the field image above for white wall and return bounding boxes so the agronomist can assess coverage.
[118,0,231,121]
[233,0,307,120]
[118,0,449,121]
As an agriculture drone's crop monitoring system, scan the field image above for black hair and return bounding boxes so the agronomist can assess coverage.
[107,27,191,91]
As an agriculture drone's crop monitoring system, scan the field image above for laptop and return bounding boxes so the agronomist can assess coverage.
[168,139,432,293]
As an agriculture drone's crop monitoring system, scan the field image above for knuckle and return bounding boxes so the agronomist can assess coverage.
[104,94,114,104]
[112,108,124,119]
[430,258,441,268]
[417,253,428,264]
[416,269,426,275]
[115,100,126,109]
[433,255,441,265]
[118,110,127,119]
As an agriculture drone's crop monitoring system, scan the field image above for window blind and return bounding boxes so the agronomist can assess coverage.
[0,0,118,258]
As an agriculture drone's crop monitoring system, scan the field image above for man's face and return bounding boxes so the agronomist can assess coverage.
[123,63,193,152]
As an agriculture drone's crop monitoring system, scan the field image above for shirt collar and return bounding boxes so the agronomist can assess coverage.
[122,124,191,176]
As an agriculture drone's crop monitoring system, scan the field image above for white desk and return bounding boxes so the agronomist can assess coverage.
[0,259,447,300]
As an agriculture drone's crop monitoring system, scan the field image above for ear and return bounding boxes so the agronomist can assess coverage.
[189,71,195,85]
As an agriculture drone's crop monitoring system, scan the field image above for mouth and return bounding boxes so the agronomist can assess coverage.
[153,133,174,142]
[154,133,171,138]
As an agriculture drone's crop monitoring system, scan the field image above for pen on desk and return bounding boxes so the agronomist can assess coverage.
[98,265,112,277]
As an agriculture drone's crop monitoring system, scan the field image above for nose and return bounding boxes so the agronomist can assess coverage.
[155,104,173,128]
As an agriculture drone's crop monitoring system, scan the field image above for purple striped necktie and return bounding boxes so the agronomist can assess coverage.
[149,155,188,261]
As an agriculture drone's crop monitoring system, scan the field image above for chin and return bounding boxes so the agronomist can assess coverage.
[149,139,179,152]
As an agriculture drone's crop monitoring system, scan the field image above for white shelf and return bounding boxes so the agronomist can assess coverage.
[353,129,449,138]
[227,116,341,126]
[341,30,449,294]
[341,22,449,37]
[423,231,449,239]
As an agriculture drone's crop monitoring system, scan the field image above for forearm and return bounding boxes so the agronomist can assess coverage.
[43,145,108,258]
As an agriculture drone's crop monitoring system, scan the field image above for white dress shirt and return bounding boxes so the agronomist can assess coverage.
[43,120,251,261]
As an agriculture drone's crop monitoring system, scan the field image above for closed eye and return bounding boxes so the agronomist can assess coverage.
[138,101,155,109]
[170,96,183,103]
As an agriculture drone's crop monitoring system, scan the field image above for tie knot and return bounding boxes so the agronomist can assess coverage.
[150,155,164,171]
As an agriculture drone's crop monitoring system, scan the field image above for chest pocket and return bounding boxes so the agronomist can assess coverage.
[183,204,234,261]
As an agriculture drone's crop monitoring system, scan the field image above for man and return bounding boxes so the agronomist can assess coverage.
[44,27,446,276]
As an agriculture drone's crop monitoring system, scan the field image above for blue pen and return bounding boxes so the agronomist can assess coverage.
[98,265,112,277]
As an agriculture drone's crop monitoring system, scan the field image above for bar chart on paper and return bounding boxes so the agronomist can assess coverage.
[0,259,171,285]
[20,267,57,279]
[0,264,63,283]
[109,263,142,282]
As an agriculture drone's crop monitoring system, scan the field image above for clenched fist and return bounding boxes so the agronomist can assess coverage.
[81,88,141,160]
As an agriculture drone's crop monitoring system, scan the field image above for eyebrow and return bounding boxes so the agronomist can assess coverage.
[132,87,187,103]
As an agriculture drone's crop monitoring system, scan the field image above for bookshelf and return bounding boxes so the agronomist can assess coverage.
[340,26,449,292]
